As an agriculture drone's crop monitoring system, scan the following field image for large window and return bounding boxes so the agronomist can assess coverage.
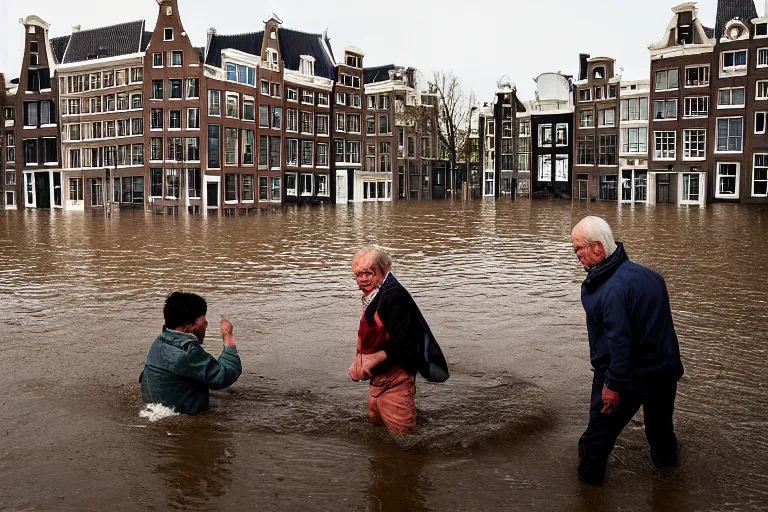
[208,125,221,168]
[286,139,298,166]
[555,124,568,146]
[90,178,103,206]
[317,143,328,167]
[269,137,281,169]
[719,87,745,108]
[654,131,676,160]
[242,175,254,201]
[599,174,618,201]
[598,109,615,127]
[685,66,709,87]
[224,174,237,202]
[753,154,768,196]
[538,125,553,147]
[188,169,201,198]
[683,129,706,159]
[717,118,743,152]
[653,99,677,120]
[317,115,329,136]
[577,134,594,165]
[684,97,709,118]
[69,178,83,201]
[620,97,648,121]
[150,168,163,197]
[225,128,238,165]
[716,162,740,198]
[579,110,594,128]
[721,50,747,73]
[226,94,239,117]
[287,109,298,132]
[208,90,221,116]
[621,128,647,154]
[538,155,552,181]
[655,69,679,91]
[243,131,254,165]
[301,112,313,134]
[225,62,256,86]
[598,134,617,166]
[302,141,313,167]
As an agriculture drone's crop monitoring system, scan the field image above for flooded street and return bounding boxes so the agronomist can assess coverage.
[0,200,767,511]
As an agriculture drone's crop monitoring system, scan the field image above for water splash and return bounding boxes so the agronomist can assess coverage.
[140,403,179,422]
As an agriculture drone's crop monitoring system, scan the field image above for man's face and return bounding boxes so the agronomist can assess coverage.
[571,229,607,269]
[188,315,208,343]
[352,258,386,296]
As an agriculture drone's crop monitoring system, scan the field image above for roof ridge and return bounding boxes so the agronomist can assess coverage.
[214,31,262,38]
[67,19,145,36]
[278,27,323,38]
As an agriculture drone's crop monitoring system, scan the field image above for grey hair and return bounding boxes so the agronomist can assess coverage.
[573,216,617,257]
[352,246,393,273]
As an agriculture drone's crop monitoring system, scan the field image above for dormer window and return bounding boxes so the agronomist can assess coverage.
[300,56,315,76]
[593,67,604,80]
[757,23,768,37]
[270,28,277,40]
[346,55,362,68]
[266,49,279,70]
[164,28,173,41]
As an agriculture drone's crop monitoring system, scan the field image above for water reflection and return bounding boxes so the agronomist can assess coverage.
[366,443,429,512]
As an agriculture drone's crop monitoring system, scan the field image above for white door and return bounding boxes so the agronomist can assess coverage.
[336,170,348,203]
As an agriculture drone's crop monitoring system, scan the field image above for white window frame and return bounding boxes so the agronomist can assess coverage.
[715,117,744,154]
[578,89,592,102]
[684,65,709,88]
[655,68,679,92]
[287,87,298,102]
[682,129,706,161]
[758,48,768,68]
[718,87,746,109]
[757,80,768,100]
[684,97,709,118]
[753,153,768,197]
[653,131,676,161]
[300,173,313,196]
[721,49,748,76]
[163,28,174,41]
[620,127,648,155]
[597,108,615,127]
[285,172,297,196]
[653,99,678,121]
[715,162,740,199]
[756,112,768,134]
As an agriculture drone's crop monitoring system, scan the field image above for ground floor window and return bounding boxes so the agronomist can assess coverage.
[363,180,392,201]
[259,176,269,201]
[166,169,180,199]
[682,173,701,203]
[752,154,768,196]
[285,173,297,196]
[224,173,238,202]
[272,177,281,201]
[119,176,144,204]
[600,175,617,201]
[716,163,739,199]
[242,174,254,201]
[90,178,103,206]
[300,173,313,196]
[621,169,647,203]
[188,169,201,199]
[69,178,83,201]
[484,171,494,196]
[317,174,329,197]
[150,168,163,197]
[5,191,15,206]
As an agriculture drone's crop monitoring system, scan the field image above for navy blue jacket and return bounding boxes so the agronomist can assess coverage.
[581,243,683,392]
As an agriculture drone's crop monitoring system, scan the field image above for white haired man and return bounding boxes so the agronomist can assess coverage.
[571,216,684,485]
[348,246,448,435]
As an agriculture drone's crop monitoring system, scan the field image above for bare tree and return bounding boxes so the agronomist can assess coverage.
[429,71,475,197]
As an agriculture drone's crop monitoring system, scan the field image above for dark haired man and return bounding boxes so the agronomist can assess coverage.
[140,292,242,415]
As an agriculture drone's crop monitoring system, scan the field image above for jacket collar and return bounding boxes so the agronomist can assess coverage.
[583,242,628,290]
[160,327,200,348]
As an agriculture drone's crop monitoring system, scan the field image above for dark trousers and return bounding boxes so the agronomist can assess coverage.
[578,373,679,484]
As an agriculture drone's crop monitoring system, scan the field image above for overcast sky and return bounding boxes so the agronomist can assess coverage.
[0,0,746,101]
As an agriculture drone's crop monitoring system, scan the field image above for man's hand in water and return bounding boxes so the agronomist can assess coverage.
[220,316,236,348]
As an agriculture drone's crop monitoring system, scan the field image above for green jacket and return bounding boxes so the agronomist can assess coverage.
[140,328,242,415]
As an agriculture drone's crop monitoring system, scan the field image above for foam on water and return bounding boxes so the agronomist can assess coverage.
[140,403,179,422]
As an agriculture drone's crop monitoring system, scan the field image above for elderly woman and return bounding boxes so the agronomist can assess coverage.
[348,246,448,435]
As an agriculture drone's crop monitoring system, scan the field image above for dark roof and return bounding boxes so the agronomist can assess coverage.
[702,25,715,38]
[61,20,146,64]
[141,31,153,52]
[364,64,397,84]
[715,0,758,38]
[205,27,336,80]
[50,36,70,64]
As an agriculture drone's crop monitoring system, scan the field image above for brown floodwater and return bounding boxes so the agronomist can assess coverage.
[0,199,766,511]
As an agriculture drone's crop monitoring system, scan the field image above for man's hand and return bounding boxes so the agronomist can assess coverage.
[220,316,236,348]
[360,351,387,377]
[349,354,366,381]
[601,385,620,414]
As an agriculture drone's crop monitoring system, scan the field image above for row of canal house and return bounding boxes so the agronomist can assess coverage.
[0,0,441,213]
[473,0,768,206]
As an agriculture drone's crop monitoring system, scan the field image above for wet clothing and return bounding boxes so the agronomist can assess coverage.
[140,328,242,415]
[356,273,448,434]
[367,366,417,435]
[578,243,683,483]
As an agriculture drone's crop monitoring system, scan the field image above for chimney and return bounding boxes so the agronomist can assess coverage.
[206,27,216,58]
[578,53,590,81]
[72,24,81,32]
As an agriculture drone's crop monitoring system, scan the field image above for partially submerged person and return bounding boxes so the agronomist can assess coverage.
[348,246,449,435]
[140,292,242,415]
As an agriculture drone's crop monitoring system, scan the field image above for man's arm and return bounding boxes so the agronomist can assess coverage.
[381,292,422,363]
[602,285,634,394]
[175,316,242,390]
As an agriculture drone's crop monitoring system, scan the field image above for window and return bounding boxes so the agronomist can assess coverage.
[717,118,743,152]
[682,173,701,203]
[152,80,163,100]
[759,48,768,68]
[337,92,346,105]
[334,140,344,163]
[259,135,268,169]
[302,90,314,104]
[169,79,182,99]
[684,97,709,118]
[187,169,201,199]
[301,111,313,134]
[286,139,298,166]
[317,143,328,166]
[379,95,389,110]
[685,66,709,87]
[165,169,179,198]
[555,124,568,146]
[272,107,282,129]
[271,177,281,200]
[336,113,345,132]
[171,51,183,67]
[69,178,82,201]
[208,125,220,168]
[346,54,362,68]
[318,93,329,107]
[258,176,269,201]
[187,137,200,161]
[132,144,144,165]
[757,23,768,37]
[654,131,676,160]
[655,69,679,91]
[40,101,53,125]
[683,129,706,159]
[131,93,143,110]
[271,83,281,98]
[169,110,181,129]
[317,115,329,136]
[29,41,39,65]
[620,98,649,121]
[243,131,254,165]
[653,99,677,120]
[188,108,199,129]
[225,128,238,165]
[347,114,360,133]
[721,50,747,73]
[757,80,768,100]
[259,106,269,127]
[23,139,38,165]
[228,64,238,82]
[23,102,38,127]
[185,79,199,99]
[538,125,553,147]
[621,128,648,154]
[131,67,143,83]
[346,141,361,163]
[379,142,391,172]
[598,134,617,166]
[719,88,745,108]
[222,174,237,202]
[285,173,297,196]
[578,134,595,165]
[287,87,298,101]
[538,155,552,181]
[243,100,255,121]
[598,108,615,127]
[367,96,376,109]
[300,174,313,196]
[302,141,313,166]
[150,109,163,130]
[270,137,281,169]
[208,90,221,116]
[150,138,163,161]
[753,154,768,196]
[153,53,163,67]
[287,109,298,132]
[379,115,389,135]
[579,89,592,102]
[716,162,740,198]
[226,94,238,117]
[242,175,254,201]
[757,112,767,134]
[150,168,163,197]
[594,87,603,100]
[317,175,329,197]
[90,178,103,206]
[600,174,618,201]
[579,110,594,128]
